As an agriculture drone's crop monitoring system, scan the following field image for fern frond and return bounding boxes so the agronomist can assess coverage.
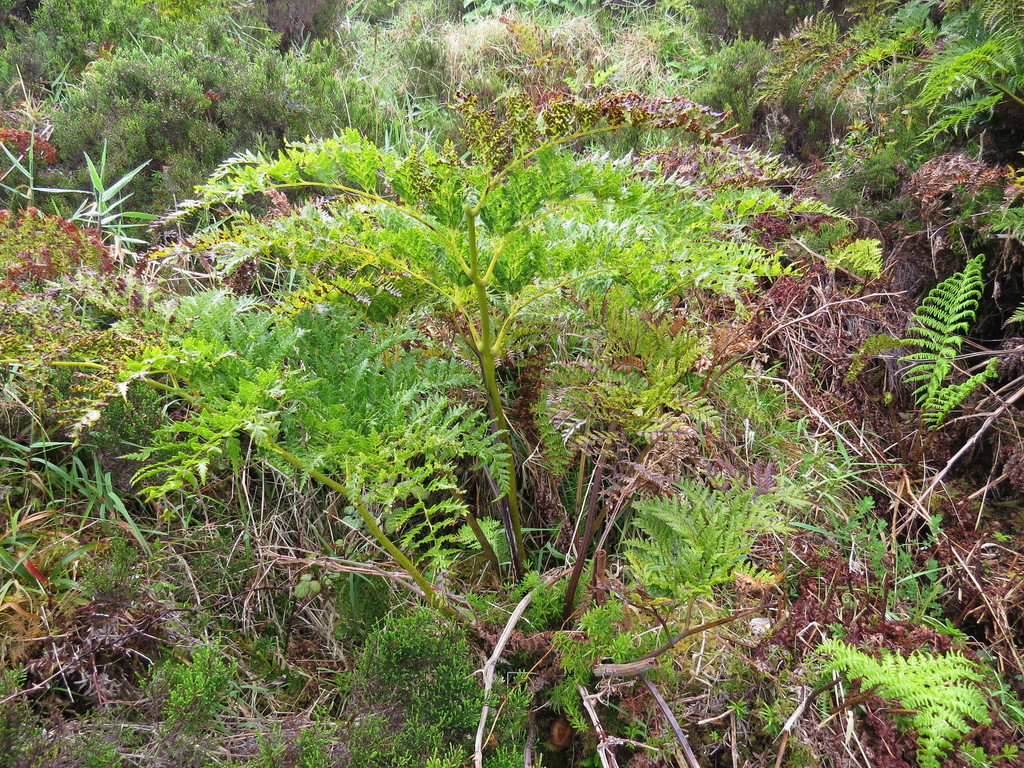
[902,253,987,424]
[819,640,991,768]
[920,358,998,428]
[626,480,787,600]
[757,15,845,107]
[917,15,1024,138]
[827,238,883,279]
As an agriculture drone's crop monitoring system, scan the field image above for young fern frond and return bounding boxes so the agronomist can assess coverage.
[626,480,785,600]
[902,253,996,427]
[819,639,991,768]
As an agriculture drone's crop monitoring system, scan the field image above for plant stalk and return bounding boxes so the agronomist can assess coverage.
[465,204,525,578]
[263,441,458,616]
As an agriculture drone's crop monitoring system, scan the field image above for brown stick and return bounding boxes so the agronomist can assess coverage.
[592,603,766,678]
[641,675,701,768]
[561,452,607,625]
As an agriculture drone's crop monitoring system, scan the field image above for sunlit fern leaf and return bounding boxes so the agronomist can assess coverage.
[988,205,1024,245]
[827,238,883,279]
[818,639,991,768]
[124,292,503,570]
[921,358,999,428]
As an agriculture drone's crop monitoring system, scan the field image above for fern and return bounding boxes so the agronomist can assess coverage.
[169,93,831,577]
[902,253,996,428]
[916,0,1024,140]
[124,292,504,570]
[828,238,883,279]
[819,639,991,768]
[626,479,786,600]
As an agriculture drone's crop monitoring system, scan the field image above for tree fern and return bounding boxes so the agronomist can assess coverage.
[818,639,991,768]
[172,92,826,577]
[901,253,996,428]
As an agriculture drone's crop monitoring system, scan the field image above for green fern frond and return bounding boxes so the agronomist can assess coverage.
[828,238,883,279]
[757,14,845,107]
[920,358,998,428]
[988,205,1024,244]
[902,254,994,427]
[819,639,991,768]
[124,292,497,569]
[626,480,786,600]
[916,10,1024,139]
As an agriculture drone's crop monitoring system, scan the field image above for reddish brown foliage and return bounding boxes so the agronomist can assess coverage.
[0,127,56,164]
[0,208,110,292]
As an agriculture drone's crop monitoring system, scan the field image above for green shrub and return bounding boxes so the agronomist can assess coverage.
[695,38,770,137]
[52,38,345,214]
[0,670,48,767]
[0,0,273,82]
[346,609,483,767]
[159,644,237,735]
[692,0,850,42]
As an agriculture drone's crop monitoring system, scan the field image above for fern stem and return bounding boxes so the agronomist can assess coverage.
[465,204,525,579]
[0,358,107,371]
[261,441,458,617]
[561,452,607,625]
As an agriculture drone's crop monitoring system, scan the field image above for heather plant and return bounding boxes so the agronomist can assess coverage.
[691,0,849,42]
[345,609,488,767]
[52,39,347,215]
[159,643,237,735]
[694,39,771,137]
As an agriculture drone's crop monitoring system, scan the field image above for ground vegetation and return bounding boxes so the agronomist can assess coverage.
[1,1,1023,766]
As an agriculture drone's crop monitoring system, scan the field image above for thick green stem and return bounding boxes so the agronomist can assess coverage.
[465,205,525,578]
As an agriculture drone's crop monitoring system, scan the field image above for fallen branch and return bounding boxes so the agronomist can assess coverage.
[641,674,701,768]
[474,568,569,768]
[593,603,766,678]
[579,684,620,768]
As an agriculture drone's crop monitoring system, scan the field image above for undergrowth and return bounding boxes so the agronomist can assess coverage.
[0,1,1023,766]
